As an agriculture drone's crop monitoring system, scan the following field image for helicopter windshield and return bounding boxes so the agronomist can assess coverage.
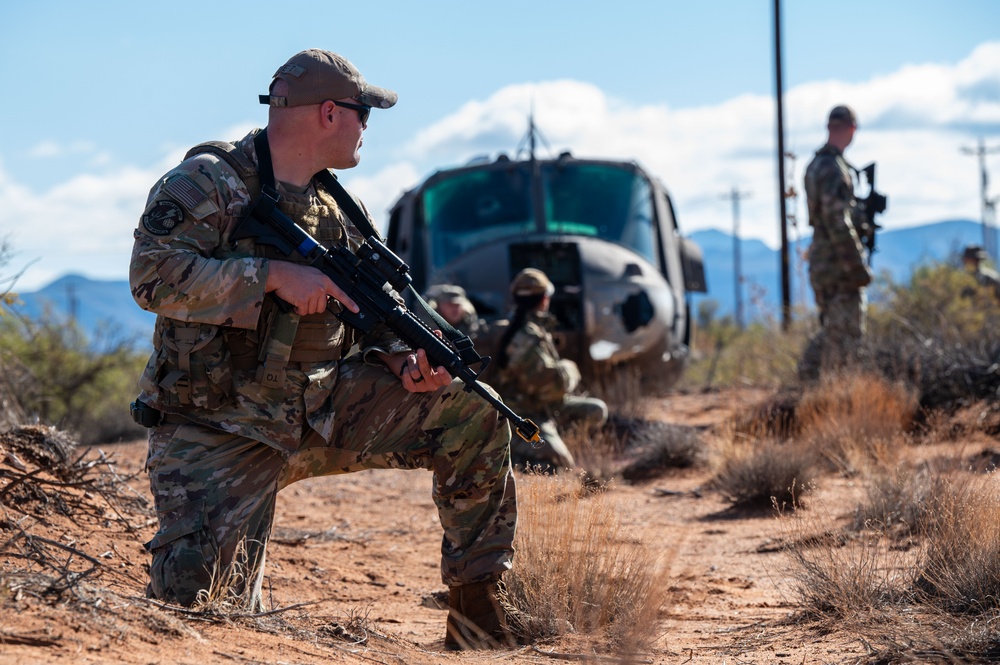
[421,161,657,270]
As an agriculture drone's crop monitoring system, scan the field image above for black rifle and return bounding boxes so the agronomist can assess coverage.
[853,162,888,264]
[232,186,542,445]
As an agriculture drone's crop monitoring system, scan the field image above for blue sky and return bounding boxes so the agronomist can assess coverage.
[2,0,999,290]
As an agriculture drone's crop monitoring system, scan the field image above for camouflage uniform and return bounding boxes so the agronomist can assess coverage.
[798,142,873,382]
[131,129,515,608]
[975,265,1000,299]
[494,310,607,469]
[963,245,1000,300]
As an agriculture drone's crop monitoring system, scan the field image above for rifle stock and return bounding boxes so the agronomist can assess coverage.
[232,187,542,445]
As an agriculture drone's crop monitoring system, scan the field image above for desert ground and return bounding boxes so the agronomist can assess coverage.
[2,386,995,665]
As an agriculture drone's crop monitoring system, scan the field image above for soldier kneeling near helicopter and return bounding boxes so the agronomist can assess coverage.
[493,268,608,470]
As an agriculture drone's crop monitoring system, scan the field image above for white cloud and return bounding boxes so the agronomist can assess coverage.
[26,139,100,159]
[0,158,158,291]
[384,41,1000,248]
[3,42,999,291]
[27,140,61,158]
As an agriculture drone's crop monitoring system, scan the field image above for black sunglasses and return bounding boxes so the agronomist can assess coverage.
[332,100,371,125]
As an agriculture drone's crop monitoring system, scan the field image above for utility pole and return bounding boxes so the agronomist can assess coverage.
[66,282,78,324]
[961,137,1000,258]
[721,187,752,329]
[773,0,791,330]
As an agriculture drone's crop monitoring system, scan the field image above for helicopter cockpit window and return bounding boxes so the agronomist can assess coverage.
[542,164,658,265]
[421,166,534,269]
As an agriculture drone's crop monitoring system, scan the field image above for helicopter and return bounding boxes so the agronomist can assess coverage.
[385,117,707,392]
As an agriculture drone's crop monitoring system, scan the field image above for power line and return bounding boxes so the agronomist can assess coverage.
[720,187,752,329]
[960,137,1000,258]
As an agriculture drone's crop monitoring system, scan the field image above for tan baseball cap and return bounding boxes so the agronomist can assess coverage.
[963,245,988,261]
[426,284,468,304]
[258,49,397,109]
[510,268,555,297]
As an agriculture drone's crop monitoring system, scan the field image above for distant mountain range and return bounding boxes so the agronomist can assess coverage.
[10,274,158,348]
[690,218,986,322]
[8,219,988,344]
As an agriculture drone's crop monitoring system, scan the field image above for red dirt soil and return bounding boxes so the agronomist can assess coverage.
[3,387,989,664]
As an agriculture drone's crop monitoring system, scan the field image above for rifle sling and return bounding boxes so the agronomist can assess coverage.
[252,130,483,369]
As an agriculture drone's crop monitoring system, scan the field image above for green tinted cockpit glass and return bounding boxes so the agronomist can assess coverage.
[421,165,534,269]
[542,163,657,265]
[421,161,658,270]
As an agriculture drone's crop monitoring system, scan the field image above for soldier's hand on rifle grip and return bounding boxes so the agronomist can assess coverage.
[265,260,359,316]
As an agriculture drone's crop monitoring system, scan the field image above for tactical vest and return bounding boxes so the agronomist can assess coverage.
[171,135,352,393]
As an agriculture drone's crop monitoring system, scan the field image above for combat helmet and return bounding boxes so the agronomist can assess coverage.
[510,268,555,297]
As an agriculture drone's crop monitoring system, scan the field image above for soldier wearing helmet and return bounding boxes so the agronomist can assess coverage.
[494,268,608,470]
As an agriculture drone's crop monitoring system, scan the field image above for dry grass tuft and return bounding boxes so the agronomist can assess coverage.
[191,538,267,614]
[564,421,626,487]
[728,386,802,441]
[779,503,918,623]
[916,473,1000,615]
[710,435,819,508]
[851,465,945,536]
[781,462,1000,660]
[797,371,918,475]
[501,471,671,653]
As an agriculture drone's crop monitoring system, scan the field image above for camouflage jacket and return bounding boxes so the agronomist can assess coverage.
[130,129,406,453]
[804,144,872,292]
[976,264,1000,299]
[494,311,581,415]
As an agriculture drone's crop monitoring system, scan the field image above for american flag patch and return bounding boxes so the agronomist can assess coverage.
[163,174,208,209]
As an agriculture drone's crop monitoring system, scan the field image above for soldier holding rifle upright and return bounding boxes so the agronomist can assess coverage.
[798,105,875,382]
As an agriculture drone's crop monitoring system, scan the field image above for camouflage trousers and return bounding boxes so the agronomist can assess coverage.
[510,395,608,469]
[144,356,515,609]
[798,286,868,383]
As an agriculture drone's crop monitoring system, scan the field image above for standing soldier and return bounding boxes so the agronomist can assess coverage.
[494,268,608,470]
[798,105,874,382]
[961,245,1000,300]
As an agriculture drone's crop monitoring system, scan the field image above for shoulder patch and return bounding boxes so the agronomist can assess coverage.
[163,173,208,209]
[142,200,185,236]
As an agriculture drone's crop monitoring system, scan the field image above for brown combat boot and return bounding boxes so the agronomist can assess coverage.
[443,578,512,650]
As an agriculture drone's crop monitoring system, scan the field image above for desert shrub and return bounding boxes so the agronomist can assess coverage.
[916,474,1000,615]
[780,508,917,622]
[851,466,945,536]
[0,239,27,432]
[710,436,819,508]
[869,262,1000,341]
[729,386,802,441]
[619,421,704,482]
[866,262,1000,410]
[796,371,917,475]
[501,472,671,653]
[0,312,148,444]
